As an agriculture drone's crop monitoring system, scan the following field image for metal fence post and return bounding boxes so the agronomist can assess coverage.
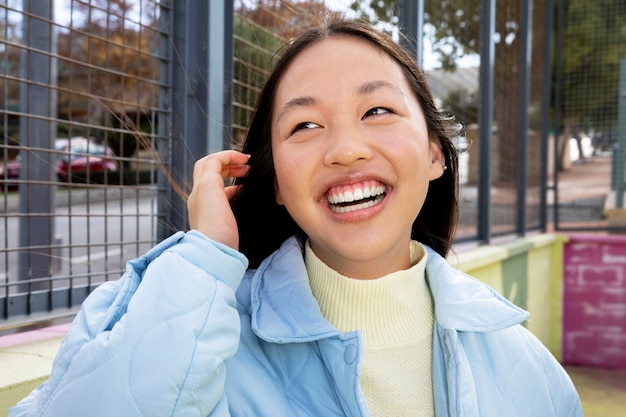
[157,0,174,241]
[162,0,209,236]
[478,0,495,243]
[158,0,233,239]
[516,0,533,235]
[539,0,554,231]
[552,0,564,228]
[615,59,626,208]
[17,0,57,290]
[207,0,234,153]
[399,0,425,68]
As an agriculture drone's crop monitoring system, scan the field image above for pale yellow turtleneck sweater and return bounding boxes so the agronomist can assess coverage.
[305,240,434,417]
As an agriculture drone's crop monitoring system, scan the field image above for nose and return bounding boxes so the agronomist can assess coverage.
[323,123,374,167]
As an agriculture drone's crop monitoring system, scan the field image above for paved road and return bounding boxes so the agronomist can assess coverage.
[1,186,158,293]
[566,365,626,416]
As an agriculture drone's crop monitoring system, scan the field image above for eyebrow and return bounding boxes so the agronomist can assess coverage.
[356,80,406,97]
[276,96,317,124]
[275,80,406,123]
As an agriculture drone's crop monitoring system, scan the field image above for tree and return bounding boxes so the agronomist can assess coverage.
[442,87,479,126]
[560,0,626,135]
[0,0,29,159]
[232,0,343,141]
[232,16,284,142]
[349,1,548,183]
[56,0,160,164]
[238,0,344,38]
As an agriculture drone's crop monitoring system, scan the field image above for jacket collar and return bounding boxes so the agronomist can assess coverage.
[249,236,528,343]
[249,237,340,343]
[422,245,529,331]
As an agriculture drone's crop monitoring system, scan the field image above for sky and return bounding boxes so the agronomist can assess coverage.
[323,0,480,70]
[51,0,480,71]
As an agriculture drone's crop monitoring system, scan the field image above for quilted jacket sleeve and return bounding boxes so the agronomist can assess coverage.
[9,230,248,417]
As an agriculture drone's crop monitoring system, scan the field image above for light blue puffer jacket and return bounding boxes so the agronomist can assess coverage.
[9,231,582,416]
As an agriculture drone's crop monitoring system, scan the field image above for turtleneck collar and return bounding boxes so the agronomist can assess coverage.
[305,240,433,347]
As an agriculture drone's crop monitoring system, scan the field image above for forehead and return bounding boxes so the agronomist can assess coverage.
[274,36,408,99]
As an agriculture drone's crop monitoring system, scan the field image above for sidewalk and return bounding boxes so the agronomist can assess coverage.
[1,186,156,214]
[566,365,626,416]
[2,324,624,416]
[545,153,613,230]
[550,154,612,204]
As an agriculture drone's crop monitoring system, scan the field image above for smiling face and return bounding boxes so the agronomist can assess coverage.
[271,36,445,279]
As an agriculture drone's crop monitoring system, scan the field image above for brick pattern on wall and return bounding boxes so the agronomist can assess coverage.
[563,235,626,369]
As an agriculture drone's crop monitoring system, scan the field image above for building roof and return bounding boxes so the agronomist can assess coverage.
[426,66,479,101]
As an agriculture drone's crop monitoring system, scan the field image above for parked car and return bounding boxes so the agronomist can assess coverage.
[55,138,118,183]
[0,138,118,189]
[0,155,21,191]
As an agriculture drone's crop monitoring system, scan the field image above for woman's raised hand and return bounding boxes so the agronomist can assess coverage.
[187,150,251,250]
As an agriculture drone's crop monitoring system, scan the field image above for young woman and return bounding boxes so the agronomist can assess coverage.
[11,20,582,417]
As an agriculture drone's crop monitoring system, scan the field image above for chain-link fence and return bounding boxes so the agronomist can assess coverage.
[552,0,626,231]
[1,0,624,329]
[1,0,164,327]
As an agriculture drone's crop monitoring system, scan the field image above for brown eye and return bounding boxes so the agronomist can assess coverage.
[291,121,319,134]
[363,107,392,119]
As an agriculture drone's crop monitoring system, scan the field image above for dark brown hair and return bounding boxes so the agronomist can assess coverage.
[231,19,459,268]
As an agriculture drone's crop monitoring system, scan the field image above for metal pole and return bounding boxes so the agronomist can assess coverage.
[552,0,565,228]
[207,0,233,152]
[158,0,232,239]
[18,0,57,290]
[516,0,533,235]
[157,0,173,241]
[222,0,234,148]
[478,0,495,243]
[161,0,208,236]
[539,0,554,232]
[399,0,425,68]
[615,59,626,208]
[159,0,202,238]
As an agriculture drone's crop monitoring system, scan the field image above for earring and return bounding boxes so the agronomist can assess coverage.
[442,165,448,171]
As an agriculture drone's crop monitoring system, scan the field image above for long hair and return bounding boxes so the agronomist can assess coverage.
[231,20,460,268]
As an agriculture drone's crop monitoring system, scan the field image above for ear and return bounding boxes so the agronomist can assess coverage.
[428,140,446,181]
[275,177,285,205]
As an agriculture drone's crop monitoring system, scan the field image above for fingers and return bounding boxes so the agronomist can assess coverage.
[193,150,251,183]
[187,151,250,249]
[222,164,251,181]
[224,184,241,201]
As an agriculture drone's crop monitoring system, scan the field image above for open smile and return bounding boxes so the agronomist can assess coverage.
[326,180,388,214]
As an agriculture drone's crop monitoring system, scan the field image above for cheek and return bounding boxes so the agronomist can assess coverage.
[388,135,430,165]
[272,149,288,184]
[272,147,299,204]
[273,141,315,183]
[272,150,285,204]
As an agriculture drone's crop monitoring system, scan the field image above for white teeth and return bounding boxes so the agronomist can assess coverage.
[327,184,385,206]
[330,194,385,213]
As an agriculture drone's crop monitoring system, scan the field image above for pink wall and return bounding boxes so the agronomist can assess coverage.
[563,234,626,369]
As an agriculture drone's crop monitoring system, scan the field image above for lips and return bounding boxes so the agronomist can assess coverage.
[326,180,387,213]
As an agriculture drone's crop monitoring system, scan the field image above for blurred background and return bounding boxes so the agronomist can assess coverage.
[2,0,624,321]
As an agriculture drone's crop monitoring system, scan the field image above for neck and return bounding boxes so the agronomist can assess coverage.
[309,239,412,280]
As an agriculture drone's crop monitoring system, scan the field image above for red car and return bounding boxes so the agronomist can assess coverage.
[55,138,118,182]
[0,139,118,190]
[0,157,21,191]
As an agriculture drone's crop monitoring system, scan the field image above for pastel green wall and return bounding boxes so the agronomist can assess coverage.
[451,234,566,360]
